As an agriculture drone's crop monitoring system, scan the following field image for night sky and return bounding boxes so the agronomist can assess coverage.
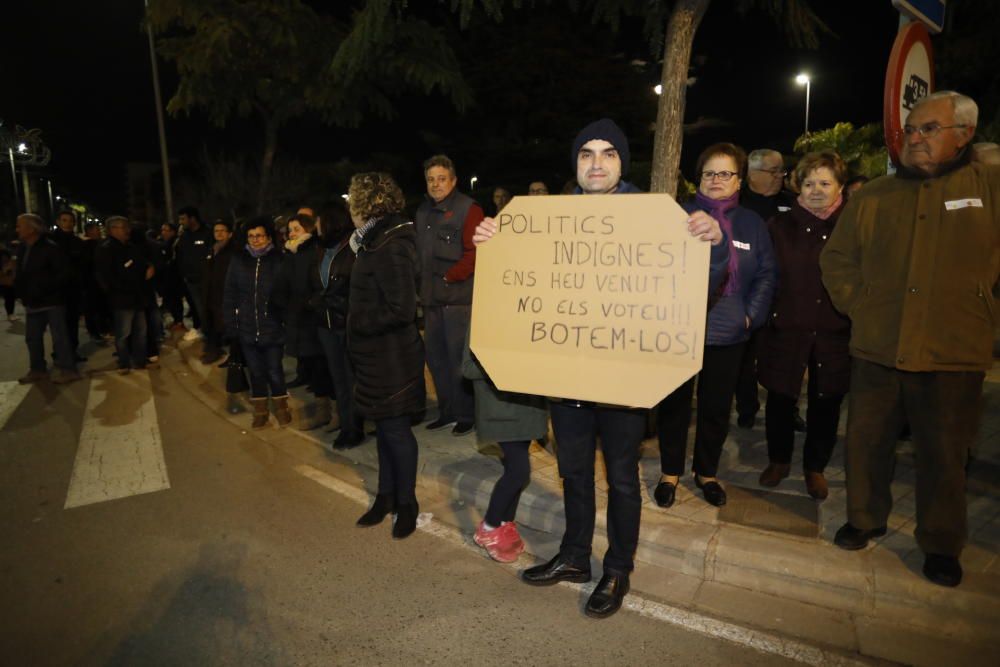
[5,1,912,216]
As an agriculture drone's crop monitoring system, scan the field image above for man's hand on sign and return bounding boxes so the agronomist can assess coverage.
[472,217,498,246]
[687,210,724,246]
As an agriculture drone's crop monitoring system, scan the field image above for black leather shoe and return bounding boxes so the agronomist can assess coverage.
[357,493,395,527]
[695,476,727,507]
[833,522,887,550]
[521,553,591,586]
[792,410,807,432]
[452,421,475,436]
[585,572,630,619]
[333,431,367,450]
[923,553,963,587]
[286,376,307,389]
[426,417,457,431]
[736,413,755,429]
[392,502,419,539]
[653,480,676,508]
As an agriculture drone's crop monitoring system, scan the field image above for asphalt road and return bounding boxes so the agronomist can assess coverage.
[0,317,796,666]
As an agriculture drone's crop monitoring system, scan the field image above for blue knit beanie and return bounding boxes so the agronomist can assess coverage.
[570,118,630,176]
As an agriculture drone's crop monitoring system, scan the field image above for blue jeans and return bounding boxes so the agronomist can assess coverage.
[113,309,148,369]
[25,306,75,372]
[242,342,287,398]
[375,414,419,504]
[317,327,361,437]
[550,402,646,574]
[423,305,473,422]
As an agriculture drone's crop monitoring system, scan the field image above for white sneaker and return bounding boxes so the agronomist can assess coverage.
[182,328,202,341]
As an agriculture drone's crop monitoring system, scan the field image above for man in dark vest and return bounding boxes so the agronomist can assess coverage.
[414,154,483,436]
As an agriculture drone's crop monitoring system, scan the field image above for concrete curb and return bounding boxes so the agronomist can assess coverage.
[166,339,1000,665]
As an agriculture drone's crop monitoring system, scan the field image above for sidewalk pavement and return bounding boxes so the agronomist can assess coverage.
[167,335,999,666]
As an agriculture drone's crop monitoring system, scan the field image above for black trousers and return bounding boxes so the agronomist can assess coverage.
[64,291,82,355]
[658,342,746,478]
[551,402,646,574]
[844,358,983,557]
[375,414,419,505]
[484,440,531,527]
[735,330,761,418]
[765,358,844,472]
[1,285,14,315]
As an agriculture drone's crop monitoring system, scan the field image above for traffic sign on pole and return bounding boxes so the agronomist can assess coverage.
[891,0,946,34]
[884,22,935,165]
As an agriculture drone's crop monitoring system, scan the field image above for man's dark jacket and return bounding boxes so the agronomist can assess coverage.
[14,237,71,309]
[94,237,152,310]
[176,223,212,284]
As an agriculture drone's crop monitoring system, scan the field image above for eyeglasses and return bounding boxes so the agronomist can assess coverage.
[900,123,969,139]
[701,170,737,182]
[247,233,268,240]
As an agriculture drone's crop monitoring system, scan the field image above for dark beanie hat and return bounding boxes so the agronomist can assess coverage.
[570,118,630,176]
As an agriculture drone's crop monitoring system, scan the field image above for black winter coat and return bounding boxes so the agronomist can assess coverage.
[757,201,851,398]
[14,237,71,309]
[274,235,322,357]
[222,244,285,346]
[348,215,425,420]
[176,223,212,284]
[50,229,87,296]
[308,237,354,331]
[202,239,237,334]
[93,237,152,310]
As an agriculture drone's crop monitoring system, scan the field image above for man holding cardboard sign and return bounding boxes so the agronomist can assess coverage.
[472,118,730,618]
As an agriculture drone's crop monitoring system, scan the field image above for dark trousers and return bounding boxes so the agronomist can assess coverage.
[160,280,184,324]
[658,342,746,478]
[374,414,419,504]
[317,327,362,437]
[1,285,14,315]
[113,309,148,369]
[242,342,287,398]
[146,303,162,357]
[424,305,473,422]
[765,365,843,472]
[25,306,75,372]
[551,402,646,574]
[484,440,531,527]
[183,279,204,330]
[84,286,112,338]
[64,291,82,355]
[735,330,761,418]
[844,358,983,557]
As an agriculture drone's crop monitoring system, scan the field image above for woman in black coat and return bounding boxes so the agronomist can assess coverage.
[201,219,237,364]
[347,172,425,539]
[757,151,851,500]
[222,216,290,429]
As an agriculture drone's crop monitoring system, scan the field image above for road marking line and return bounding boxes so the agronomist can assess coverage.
[65,373,170,508]
[0,380,32,431]
[293,463,867,666]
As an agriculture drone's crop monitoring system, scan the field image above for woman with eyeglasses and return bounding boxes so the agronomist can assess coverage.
[654,142,777,509]
[757,151,851,500]
[348,172,426,539]
[222,216,291,429]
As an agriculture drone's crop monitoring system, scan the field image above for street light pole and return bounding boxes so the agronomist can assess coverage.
[144,0,174,224]
[796,73,811,135]
[7,146,19,212]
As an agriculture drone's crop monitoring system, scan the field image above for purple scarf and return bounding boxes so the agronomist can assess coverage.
[246,242,274,258]
[695,190,740,296]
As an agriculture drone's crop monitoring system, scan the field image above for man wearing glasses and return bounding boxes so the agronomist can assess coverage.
[821,91,999,588]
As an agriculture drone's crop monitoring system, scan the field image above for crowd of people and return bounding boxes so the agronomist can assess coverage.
[4,89,997,618]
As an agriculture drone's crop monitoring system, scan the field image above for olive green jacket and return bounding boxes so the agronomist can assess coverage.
[820,155,999,372]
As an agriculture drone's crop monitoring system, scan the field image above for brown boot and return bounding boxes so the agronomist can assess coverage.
[804,471,829,500]
[251,398,270,429]
[273,395,292,427]
[758,463,790,488]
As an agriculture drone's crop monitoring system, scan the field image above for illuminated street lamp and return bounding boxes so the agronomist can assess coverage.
[470,175,478,190]
[795,73,811,135]
[654,84,663,96]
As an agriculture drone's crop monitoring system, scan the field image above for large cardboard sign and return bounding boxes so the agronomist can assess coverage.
[471,193,709,408]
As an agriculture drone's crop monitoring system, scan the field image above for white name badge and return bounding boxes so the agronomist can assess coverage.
[945,198,983,210]
[733,240,751,251]
[777,205,791,212]
[124,259,134,268]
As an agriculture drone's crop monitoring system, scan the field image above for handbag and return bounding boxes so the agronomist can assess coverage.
[224,343,250,393]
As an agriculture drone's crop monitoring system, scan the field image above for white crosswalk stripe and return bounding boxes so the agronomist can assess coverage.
[0,380,32,431]
[64,372,171,509]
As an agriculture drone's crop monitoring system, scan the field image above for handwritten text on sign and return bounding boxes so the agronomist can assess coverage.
[471,194,710,408]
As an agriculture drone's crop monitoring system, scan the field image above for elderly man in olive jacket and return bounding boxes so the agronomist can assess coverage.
[820,91,999,588]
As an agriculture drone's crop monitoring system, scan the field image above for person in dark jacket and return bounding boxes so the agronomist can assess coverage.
[757,151,851,500]
[200,219,237,364]
[156,222,186,331]
[471,118,729,619]
[0,241,18,321]
[50,210,87,360]
[310,204,365,449]
[82,222,112,341]
[348,172,426,540]
[223,216,290,429]
[95,216,154,373]
[14,214,80,384]
[415,154,483,436]
[655,142,777,509]
[176,205,212,338]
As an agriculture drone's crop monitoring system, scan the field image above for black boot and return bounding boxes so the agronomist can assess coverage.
[357,493,395,527]
[392,502,419,539]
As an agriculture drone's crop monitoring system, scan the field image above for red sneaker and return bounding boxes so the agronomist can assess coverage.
[498,522,525,560]
[474,520,503,549]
